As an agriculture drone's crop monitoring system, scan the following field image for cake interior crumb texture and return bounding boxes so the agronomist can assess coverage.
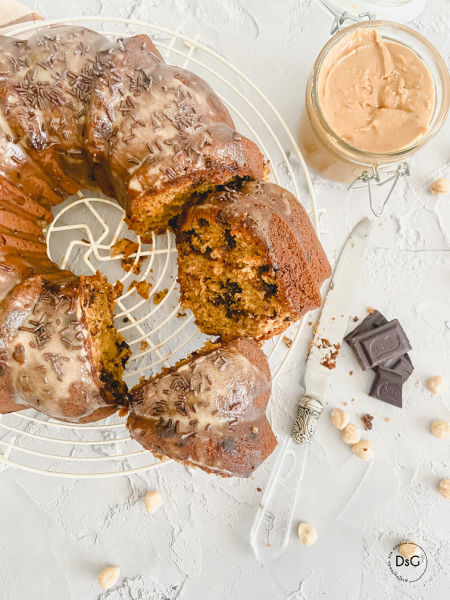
[176,181,331,341]
[81,274,130,405]
[177,218,290,339]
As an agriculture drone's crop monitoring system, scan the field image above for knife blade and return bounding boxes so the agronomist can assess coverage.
[292,217,372,443]
[250,218,371,565]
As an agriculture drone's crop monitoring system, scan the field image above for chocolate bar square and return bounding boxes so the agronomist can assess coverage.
[376,353,414,382]
[344,310,388,345]
[369,367,403,408]
[350,319,412,371]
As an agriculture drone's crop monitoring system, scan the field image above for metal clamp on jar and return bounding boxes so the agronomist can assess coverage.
[298,1,450,216]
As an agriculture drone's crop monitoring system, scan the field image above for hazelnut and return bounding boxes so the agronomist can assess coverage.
[426,375,447,395]
[297,522,318,546]
[438,478,450,500]
[398,542,418,560]
[429,177,450,195]
[330,408,349,430]
[352,440,375,460]
[145,490,163,514]
[341,423,361,445]
[98,566,120,590]
[430,420,450,439]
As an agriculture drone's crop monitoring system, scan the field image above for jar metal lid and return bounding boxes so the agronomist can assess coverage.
[319,0,427,24]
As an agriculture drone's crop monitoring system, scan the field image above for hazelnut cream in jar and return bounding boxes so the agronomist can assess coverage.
[299,20,449,186]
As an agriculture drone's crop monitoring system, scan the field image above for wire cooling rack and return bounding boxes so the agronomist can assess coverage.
[0,16,324,478]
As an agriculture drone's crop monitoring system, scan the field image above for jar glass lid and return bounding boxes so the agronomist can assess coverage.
[319,0,427,23]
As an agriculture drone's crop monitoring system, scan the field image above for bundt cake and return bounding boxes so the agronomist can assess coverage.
[0,24,329,483]
[175,180,331,341]
[0,23,265,422]
[127,338,276,477]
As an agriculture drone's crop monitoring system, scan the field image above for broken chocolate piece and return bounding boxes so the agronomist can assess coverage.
[350,319,412,371]
[376,353,414,382]
[344,310,388,345]
[369,367,403,408]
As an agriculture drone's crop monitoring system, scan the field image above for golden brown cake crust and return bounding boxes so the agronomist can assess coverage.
[127,338,277,478]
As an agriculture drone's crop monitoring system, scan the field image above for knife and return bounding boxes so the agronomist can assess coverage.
[250,218,371,565]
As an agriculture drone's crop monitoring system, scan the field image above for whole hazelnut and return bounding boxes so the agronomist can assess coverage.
[297,522,318,546]
[398,542,418,560]
[438,478,450,500]
[430,420,450,439]
[330,408,349,430]
[426,376,447,396]
[98,566,120,590]
[352,440,375,460]
[341,423,361,445]
[145,490,163,514]
[429,177,450,195]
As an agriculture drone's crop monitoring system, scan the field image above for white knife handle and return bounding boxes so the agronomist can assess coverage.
[250,436,310,565]
[291,395,324,444]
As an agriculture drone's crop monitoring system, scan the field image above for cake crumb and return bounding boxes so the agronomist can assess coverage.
[353,316,359,322]
[361,413,374,430]
[349,370,353,376]
[177,311,187,318]
[140,341,149,352]
[351,398,355,403]
[319,338,340,369]
[343,401,348,406]
[113,280,124,298]
[121,255,144,274]
[367,306,375,314]
[153,289,168,305]
[385,417,391,423]
[283,335,292,348]
[129,280,152,299]
[111,238,138,258]
[257,487,262,492]
[308,321,312,326]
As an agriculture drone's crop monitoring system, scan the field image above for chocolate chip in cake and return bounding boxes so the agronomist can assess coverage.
[224,228,236,249]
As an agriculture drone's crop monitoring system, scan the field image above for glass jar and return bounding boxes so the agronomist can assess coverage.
[299,20,450,189]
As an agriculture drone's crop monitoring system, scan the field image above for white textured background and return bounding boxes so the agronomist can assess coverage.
[1,1,449,599]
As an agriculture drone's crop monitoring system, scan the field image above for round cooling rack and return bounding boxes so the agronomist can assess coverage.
[0,17,325,478]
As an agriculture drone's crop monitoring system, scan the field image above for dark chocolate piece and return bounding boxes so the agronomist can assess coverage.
[375,353,414,382]
[350,319,412,371]
[344,310,388,345]
[369,367,403,408]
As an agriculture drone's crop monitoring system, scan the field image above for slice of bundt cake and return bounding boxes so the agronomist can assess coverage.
[86,33,265,239]
[175,180,331,341]
[0,271,130,423]
[128,338,276,477]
